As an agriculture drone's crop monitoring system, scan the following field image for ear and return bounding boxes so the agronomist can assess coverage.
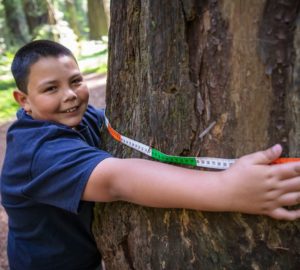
[13,90,31,113]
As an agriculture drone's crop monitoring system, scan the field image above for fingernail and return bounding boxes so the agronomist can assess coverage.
[272,144,282,155]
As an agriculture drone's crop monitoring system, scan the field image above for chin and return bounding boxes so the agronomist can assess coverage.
[67,120,82,128]
[61,116,83,128]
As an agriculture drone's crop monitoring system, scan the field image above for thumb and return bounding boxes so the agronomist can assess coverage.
[246,144,282,165]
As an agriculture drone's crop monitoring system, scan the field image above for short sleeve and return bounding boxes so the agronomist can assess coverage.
[25,136,112,213]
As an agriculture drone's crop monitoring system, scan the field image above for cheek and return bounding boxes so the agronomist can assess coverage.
[78,86,89,101]
[33,97,59,112]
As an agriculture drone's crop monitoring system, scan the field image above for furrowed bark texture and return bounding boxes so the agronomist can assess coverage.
[93,0,300,269]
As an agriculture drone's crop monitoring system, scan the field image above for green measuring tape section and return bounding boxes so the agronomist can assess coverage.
[151,149,197,166]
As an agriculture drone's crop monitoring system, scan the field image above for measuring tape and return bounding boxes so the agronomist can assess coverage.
[104,116,300,170]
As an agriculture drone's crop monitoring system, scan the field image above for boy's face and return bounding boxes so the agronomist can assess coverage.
[16,55,89,127]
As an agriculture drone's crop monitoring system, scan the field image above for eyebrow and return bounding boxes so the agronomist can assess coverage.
[69,73,83,79]
[37,73,83,88]
[37,80,58,89]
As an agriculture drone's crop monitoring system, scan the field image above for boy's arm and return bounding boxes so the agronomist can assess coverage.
[82,144,300,220]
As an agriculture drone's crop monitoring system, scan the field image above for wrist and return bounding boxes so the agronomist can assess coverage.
[197,170,233,212]
[216,169,237,212]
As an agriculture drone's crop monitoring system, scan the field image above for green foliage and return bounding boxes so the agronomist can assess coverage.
[0,51,14,76]
[33,24,60,41]
[74,0,89,38]
[82,63,107,75]
[78,41,108,74]
[0,78,15,91]
[0,87,19,123]
[56,0,88,39]
[0,77,18,123]
[78,47,108,60]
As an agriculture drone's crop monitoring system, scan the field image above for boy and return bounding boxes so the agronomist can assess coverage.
[1,40,300,270]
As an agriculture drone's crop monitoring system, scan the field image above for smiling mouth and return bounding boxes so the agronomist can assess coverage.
[64,106,79,113]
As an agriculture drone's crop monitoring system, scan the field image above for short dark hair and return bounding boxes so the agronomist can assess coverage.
[11,40,76,93]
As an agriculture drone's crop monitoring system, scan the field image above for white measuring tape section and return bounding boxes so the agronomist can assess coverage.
[104,116,300,170]
[105,117,236,170]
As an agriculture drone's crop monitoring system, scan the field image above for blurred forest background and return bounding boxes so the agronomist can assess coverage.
[0,0,110,122]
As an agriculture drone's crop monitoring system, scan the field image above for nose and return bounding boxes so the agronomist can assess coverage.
[63,88,77,102]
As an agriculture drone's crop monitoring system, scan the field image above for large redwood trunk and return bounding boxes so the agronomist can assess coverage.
[93,1,300,269]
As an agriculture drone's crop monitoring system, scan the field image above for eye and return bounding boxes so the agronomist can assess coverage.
[44,86,57,92]
[71,77,83,86]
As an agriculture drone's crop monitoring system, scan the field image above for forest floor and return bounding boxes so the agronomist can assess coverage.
[0,73,107,270]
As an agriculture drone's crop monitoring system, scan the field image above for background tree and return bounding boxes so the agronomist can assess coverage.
[93,0,300,269]
[102,0,110,29]
[64,0,81,39]
[22,0,49,36]
[87,0,108,40]
[0,1,6,52]
[71,0,89,39]
[2,0,30,47]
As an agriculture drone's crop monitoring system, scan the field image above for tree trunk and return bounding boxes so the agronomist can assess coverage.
[64,0,81,40]
[22,0,49,35]
[93,0,300,269]
[3,0,30,47]
[102,0,111,29]
[87,0,108,40]
[21,0,58,41]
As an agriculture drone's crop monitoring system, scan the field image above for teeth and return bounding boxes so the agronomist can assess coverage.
[66,107,77,113]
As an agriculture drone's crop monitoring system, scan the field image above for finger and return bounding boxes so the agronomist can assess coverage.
[244,144,282,165]
[277,192,300,206]
[278,177,300,192]
[271,162,300,180]
[268,207,300,221]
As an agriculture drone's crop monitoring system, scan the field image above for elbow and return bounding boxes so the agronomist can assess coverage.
[83,157,124,202]
[99,157,130,202]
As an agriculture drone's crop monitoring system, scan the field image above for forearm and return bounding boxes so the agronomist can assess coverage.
[103,158,229,211]
[85,145,300,220]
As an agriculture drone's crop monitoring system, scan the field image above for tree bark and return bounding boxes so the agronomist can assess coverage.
[93,0,300,269]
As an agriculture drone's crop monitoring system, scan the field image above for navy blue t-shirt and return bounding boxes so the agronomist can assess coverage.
[0,105,112,270]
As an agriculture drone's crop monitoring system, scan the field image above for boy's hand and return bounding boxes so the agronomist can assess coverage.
[222,144,300,220]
